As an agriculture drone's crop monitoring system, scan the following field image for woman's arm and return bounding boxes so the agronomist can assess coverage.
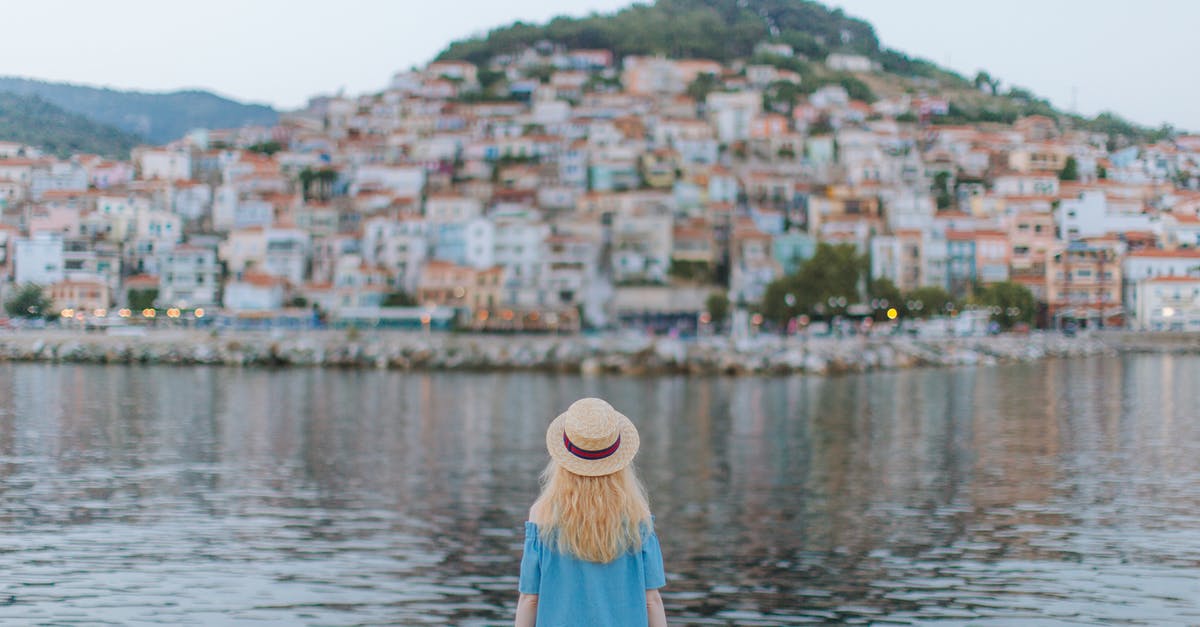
[515,593,538,627]
[646,589,667,627]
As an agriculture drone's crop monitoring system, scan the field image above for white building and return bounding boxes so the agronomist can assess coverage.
[1122,249,1200,322]
[492,208,551,305]
[993,173,1060,197]
[171,183,213,222]
[218,227,310,285]
[1133,277,1200,331]
[223,274,287,311]
[706,91,762,143]
[137,148,193,180]
[362,217,429,292]
[611,211,673,285]
[126,209,183,275]
[1056,191,1159,241]
[425,195,483,223]
[14,232,64,285]
[157,245,220,308]
[30,162,88,201]
[351,165,425,197]
[825,53,877,73]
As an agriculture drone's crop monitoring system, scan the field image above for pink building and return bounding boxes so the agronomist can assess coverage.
[29,206,82,238]
[89,161,135,189]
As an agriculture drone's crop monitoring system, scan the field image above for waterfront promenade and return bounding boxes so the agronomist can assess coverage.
[0,328,1191,375]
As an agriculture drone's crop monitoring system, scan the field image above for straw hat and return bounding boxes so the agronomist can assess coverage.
[546,398,640,477]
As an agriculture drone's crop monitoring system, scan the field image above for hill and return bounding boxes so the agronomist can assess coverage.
[0,77,279,145]
[437,0,1173,145]
[0,92,140,158]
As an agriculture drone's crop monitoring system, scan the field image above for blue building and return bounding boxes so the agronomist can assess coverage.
[946,232,977,298]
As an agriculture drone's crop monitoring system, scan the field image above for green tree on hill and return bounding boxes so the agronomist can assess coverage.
[437,0,881,65]
[687,73,723,104]
[1059,156,1079,181]
[0,92,139,159]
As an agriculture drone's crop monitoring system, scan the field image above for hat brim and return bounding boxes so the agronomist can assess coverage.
[545,410,640,477]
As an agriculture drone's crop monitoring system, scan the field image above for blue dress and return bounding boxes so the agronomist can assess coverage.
[519,520,666,626]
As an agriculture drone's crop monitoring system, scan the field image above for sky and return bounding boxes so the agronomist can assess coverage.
[1,0,1197,130]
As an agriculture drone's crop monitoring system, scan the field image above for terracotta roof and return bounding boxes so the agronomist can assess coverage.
[239,272,288,288]
[1144,276,1200,283]
[125,274,160,286]
[1127,249,1200,258]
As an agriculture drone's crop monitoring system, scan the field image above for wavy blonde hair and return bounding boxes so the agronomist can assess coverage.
[531,460,652,563]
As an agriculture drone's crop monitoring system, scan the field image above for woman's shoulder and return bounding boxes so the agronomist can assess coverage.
[524,502,544,539]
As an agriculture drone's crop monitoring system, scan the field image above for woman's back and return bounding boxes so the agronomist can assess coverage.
[519,520,665,626]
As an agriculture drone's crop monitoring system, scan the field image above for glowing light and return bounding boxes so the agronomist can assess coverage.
[142,308,156,318]
[501,309,514,321]
[476,310,489,321]
[194,308,205,318]
[751,313,764,326]
[166,308,181,319]
[886,307,899,320]
[60,308,75,318]
[1163,307,1176,318]
[93,308,107,318]
[118,308,132,318]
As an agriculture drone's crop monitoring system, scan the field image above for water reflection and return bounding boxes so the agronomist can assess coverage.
[0,357,1198,624]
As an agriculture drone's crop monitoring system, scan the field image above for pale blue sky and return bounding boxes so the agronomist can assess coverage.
[1,0,1195,130]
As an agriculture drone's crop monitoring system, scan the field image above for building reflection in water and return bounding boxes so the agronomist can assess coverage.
[1,357,1200,623]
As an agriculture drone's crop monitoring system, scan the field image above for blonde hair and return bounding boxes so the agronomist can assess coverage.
[531,460,652,563]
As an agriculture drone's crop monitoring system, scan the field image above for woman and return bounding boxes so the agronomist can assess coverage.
[515,398,668,627]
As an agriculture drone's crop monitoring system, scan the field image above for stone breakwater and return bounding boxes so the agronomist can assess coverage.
[0,329,1153,376]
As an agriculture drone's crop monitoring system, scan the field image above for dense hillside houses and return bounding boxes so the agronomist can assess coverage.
[2,46,1200,332]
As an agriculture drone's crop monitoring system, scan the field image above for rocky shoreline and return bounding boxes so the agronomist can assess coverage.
[0,329,1185,376]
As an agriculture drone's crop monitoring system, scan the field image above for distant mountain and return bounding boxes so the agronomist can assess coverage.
[437,0,1174,145]
[0,92,140,158]
[0,77,279,145]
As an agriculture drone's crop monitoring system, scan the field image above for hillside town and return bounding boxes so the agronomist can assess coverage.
[2,43,1200,335]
